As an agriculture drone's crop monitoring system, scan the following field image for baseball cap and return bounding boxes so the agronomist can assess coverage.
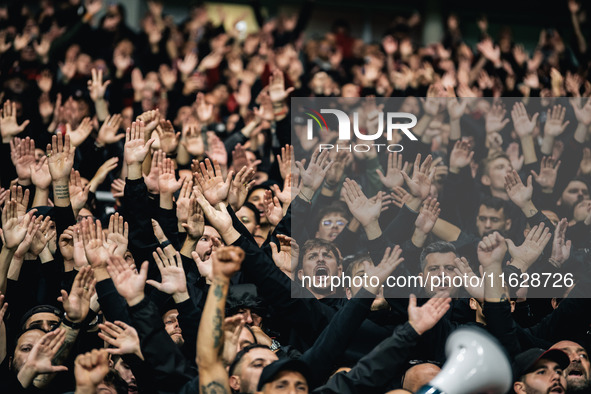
[257,358,312,391]
[512,348,570,381]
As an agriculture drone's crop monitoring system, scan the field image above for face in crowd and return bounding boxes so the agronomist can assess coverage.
[297,241,342,296]
[514,358,567,394]
[551,341,591,392]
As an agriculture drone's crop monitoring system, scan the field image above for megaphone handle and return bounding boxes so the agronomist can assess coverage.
[414,385,444,394]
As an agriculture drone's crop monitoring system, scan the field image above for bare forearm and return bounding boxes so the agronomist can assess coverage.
[432,219,461,242]
[196,277,228,368]
[0,246,16,295]
[32,188,50,207]
[52,180,70,207]
[520,136,537,165]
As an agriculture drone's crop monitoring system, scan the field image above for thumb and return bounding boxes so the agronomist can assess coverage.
[506,238,516,251]
[409,293,417,309]
[269,242,278,255]
[139,261,149,281]
[20,119,30,131]
[376,169,386,181]
[146,279,162,291]
[526,175,533,188]
[114,134,125,142]
[59,290,68,303]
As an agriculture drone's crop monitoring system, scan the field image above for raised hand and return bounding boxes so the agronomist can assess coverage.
[29,216,52,257]
[67,117,93,147]
[19,328,68,383]
[295,150,333,199]
[30,156,52,191]
[228,166,255,211]
[270,173,294,205]
[124,121,154,165]
[74,349,110,391]
[47,133,75,182]
[506,223,551,271]
[504,171,531,211]
[157,119,180,154]
[570,98,591,126]
[276,144,293,180]
[176,177,194,224]
[506,142,524,172]
[72,225,88,269]
[106,213,128,257]
[269,234,298,279]
[106,255,149,306]
[531,156,560,192]
[401,153,435,201]
[408,293,451,335]
[181,122,204,156]
[390,186,411,208]
[364,245,405,295]
[11,215,38,259]
[449,140,474,174]
[511,102,539,139]
[477,232,507,269]
[137,109,160,136]
[87,68,110,103]
[98,321,142,359]
[81,218,109,270]
[96,114,124,146]
[7,185,30,219]
[10,137,36,184]
[1,202,35,249]
[60,266,95,323]
[211,246,245,280]
[263,190,283,226]
[195,92,213,124]
[342,178,382,228]
[69,170,90,214]
[144,150,163,194]
[268,69,294,104]
[414,197,440,235]
[158,157,183,195]
[453,257,484,299]
[376,152,409,190]
[194,158,231,206]
[1,100,30,142]
[549,218,571,269]
[195,190,234,238]
[205,132,228,167]
[544,105,570,137]
[146,248,188,300]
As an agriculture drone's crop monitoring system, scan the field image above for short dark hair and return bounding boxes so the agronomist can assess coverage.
[344,253,372,289]
[419,241,458,271]
[239,202,261,226]
[479,196,508,216]
[103,369,128,394]
[315,202,351,230]
[480,152,510,178]
[298,239,341,270]
[229,344,271,376]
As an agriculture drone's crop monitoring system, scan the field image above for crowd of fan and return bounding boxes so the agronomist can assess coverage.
[1,0,591,393]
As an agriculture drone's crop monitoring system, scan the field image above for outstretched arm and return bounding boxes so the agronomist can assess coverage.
[197,246,244,394]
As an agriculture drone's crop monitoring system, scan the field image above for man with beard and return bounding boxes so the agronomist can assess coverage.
[512,348,569,394]
[551,341,591,393]
[297,239,344,299]
[162,309,184,346]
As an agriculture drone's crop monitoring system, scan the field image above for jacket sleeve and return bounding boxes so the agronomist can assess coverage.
[128,297,195,394]
[315,322,421,394]
[300,289,375,389]
[95,279,131,324]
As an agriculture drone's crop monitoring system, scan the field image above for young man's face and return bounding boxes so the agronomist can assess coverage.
[315,213,348,242]
[551,341,590,392]
[163,309,184,346]
[247,189,267,224]
[230,348,278,394]
[195,225,221,261]
[559,181,589,209]
[482,158,512,192]
[476,205,511,237]
[24,312,60,332]
[298,246,342,293]
[514,359,566,394]
[11,329,45,374]
[113,357,138,393]
[262,370,309,393]
[236,206,258,235]
[421,252,458,297]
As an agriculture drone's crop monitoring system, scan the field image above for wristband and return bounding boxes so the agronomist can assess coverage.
[160,240,172,249]
[62,313,84,330]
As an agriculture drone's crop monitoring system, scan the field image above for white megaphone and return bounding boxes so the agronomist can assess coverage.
[415,326,512,394]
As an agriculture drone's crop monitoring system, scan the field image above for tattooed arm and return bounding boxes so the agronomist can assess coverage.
[197,246,244,394]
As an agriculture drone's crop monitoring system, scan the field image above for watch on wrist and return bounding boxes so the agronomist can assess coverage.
[62,313,84,330]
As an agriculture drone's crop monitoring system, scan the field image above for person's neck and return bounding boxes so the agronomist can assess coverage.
[490,188,509,200]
